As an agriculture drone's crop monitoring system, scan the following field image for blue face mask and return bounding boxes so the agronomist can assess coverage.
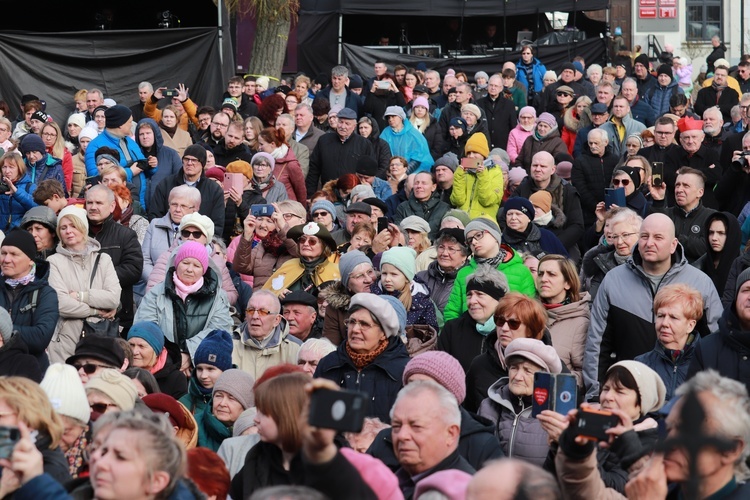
[475,315,496,336]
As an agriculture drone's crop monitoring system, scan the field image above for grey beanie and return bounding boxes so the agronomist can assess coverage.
[433,152,459,173]
[349,184,375,202]
[379,295,407,336]
[349,293,400,339]
[213,369,256,410]
[339,250,372,290]
[0,307,13,344]
[464,217,503,247]
[232,407,258,437]
[310,200,338,222]
[489,148,510,169]
[737,268,750,295]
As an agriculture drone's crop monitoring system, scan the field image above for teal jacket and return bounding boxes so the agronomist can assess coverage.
[195,405,232,452]
[179,374,212,416]
[443,245,536,322]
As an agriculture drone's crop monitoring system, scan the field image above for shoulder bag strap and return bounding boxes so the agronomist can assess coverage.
[90,253,102,288]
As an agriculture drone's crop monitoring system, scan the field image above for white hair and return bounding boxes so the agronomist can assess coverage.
[298,338,336,362]
[588,128,609,143]
[138,81,153,92]
[169,185,201,209]
[390,380,461,427]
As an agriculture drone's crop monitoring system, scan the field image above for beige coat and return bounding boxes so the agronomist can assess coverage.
[160,127,193,157]
[232,317,301,379]
[546,293,591,388]
[47,239,122,363]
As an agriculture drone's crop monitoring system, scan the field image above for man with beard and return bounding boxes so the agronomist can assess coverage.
[201,111,230,150]
[702,106,730,151]
[694,65,739,122]
[214,121,253,167]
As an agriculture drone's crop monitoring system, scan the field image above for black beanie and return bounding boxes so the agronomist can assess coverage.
[356,156,379,176]
[183,144,207,167]
[616,166,642,190]
[634,54,650,70]
[656,64,672,81]
[2,229,37,261]
[19,133,46,156]
[104,105,132,128]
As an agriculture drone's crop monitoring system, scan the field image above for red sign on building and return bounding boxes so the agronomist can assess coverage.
[659,7,676,18]
[639,8,657,18]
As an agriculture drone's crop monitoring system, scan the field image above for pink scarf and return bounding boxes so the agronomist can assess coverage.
[172,274,204,301]
[148,348,168,375]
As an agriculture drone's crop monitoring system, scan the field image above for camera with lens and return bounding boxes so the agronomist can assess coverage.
[735,151,750,169]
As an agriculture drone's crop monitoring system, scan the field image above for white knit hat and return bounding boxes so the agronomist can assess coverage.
[40,363,91,424]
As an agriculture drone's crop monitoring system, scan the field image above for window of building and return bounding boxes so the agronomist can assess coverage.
[686,0,722,40]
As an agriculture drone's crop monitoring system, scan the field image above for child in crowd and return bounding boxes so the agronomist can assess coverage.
[180,329,234,415]
[371,246,438,331]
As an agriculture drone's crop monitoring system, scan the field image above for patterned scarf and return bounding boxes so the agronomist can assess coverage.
[475,252,504,269]
[345,336,389,370]
[5,266,36,288]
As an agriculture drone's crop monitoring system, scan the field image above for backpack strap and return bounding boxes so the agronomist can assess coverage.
[18,289,39,314]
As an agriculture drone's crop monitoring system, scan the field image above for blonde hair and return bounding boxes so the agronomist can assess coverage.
[653,283,704,321]
[0,151,27,181]
[380,263,413,311]
[0,377,64,448]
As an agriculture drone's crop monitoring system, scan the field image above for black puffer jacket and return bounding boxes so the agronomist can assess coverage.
[361,118,392,178]
[580,244,623,301]
[153,341,188,399]
[367,406,504,471]
[722,250,750,309]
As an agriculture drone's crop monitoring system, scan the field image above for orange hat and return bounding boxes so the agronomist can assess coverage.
[677,116,704,133]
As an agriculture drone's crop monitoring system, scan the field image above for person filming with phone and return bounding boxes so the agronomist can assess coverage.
[450,134,503,219]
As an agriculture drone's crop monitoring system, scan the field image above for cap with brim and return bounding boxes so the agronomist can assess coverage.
[337,108,357,120]
[287,222,337,251]
[363,197,388,215]
[345,202,372,216]
[590,103,609,114]
[66,336,125,369]
[280,290,318,310]
[437,227,466,247]
[413,85,430,95]
[400,215,430,234]
[556,85,574,96]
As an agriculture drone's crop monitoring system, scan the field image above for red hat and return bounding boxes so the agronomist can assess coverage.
[677,116,704,133]
[142,393,187,428]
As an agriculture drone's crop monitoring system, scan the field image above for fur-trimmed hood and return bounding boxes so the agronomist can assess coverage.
[318,280,351,311]
[534,204,566,229]
[563,105,592,133]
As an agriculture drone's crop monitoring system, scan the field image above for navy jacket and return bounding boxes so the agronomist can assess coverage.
[315,336,410,423]
[635,335,699,402]
[0,260,58,370]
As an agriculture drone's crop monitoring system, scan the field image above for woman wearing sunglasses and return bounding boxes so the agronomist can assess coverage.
[611,165,648,218]
[464,292,552,412]
[136,240,233,377]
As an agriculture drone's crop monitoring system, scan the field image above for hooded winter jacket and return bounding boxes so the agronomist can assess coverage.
[583,243,722,401]
[450,162,504,219]
[135,118,183,207]
[0,174,36,231]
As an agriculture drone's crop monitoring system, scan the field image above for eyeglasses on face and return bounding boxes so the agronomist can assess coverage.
[345,318,377,331]
[350,268,376,281]
[282,213,301,221]
[612,178,631,187]
[73,363,109,374]
[467,230,487,245]
[610,232,637,242]
[183,157,199,164]
[169,202,194,211]
[181,229,204,239]
[246,307,278,317]
[298,236,320,246]
[90,402,118,414]
[211,122,228,128]
[495,316,522,330]
[312,211,330,218]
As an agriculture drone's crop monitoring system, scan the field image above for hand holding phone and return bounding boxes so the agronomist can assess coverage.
[251,204,275,218]
[377,216,389,233]
[163,89,179,98]
[571,407,620,442]
[0,426,21,460]
[308,387,368,433]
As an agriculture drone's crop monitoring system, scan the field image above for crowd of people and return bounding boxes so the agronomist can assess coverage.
[0,40,750,499]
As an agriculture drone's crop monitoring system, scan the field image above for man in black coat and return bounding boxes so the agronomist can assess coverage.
[536,63,584,116]
[86,185,143,334]
[213,122,254,167]
[438,82,475,143]
[693,65,739,122]
[639,116,679,165]
[149,144,226,236]
[0,230,58,371]
[476,75,517,150]
[571,129,619,227]
[306,108,374,194]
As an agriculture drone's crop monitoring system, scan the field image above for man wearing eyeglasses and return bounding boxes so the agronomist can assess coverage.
[202,111,231,149]
[639,116,678,165]
[232,290,301,379]
[148,144,226,237]
[717,93,750,175]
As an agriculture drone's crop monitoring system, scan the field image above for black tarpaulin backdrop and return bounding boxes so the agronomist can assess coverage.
[339,38,607,81]
[0,28,226,125]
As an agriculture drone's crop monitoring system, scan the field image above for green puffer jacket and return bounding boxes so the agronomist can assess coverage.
[443,245,536,322]
[179,373,213,415]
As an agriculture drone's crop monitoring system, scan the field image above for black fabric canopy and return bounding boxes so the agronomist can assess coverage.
[300,0,608,16]
[0,28,226,126]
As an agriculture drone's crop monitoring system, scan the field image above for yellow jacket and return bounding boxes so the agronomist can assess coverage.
[450,164,504,219]
[262,258,340,295]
